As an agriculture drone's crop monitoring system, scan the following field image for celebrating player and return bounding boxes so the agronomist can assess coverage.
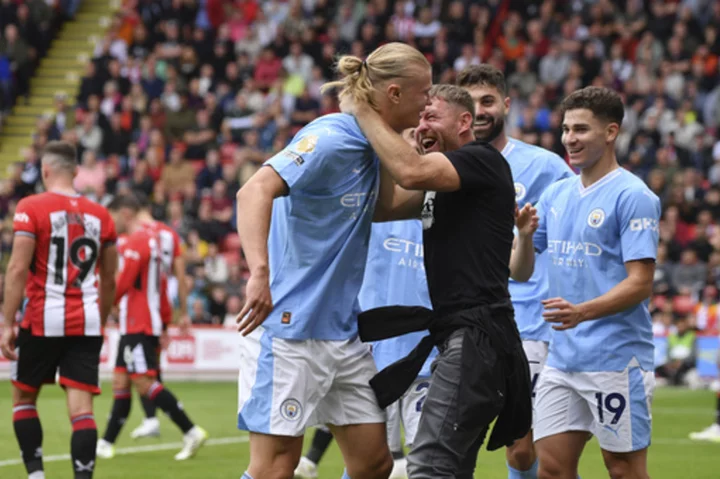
[294,128,437,479]
[532,87,661,479]
[234,43,432,479]
[457,65,574,479]
[344,84,537,478]
[96,195,207,461]
[0,141,118,479]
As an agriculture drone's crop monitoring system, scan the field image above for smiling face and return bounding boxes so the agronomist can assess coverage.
[561,108,618,170]
[462,84,509,142]
[415,97,470,153]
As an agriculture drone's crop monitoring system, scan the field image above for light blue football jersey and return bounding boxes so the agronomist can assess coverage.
[502,138,574,342]
[534,168,661,372]
[263,113,379,341]
[358,220,436,378]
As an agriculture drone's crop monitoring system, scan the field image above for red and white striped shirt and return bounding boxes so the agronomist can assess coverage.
[115,229,168,336]
[144,221,182,323]
[13,192,117,337]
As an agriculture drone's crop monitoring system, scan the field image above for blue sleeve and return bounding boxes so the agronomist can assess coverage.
[533,189,549,254]
[264,124,367,192]
[264,129,324,192]
[618,188,661,263]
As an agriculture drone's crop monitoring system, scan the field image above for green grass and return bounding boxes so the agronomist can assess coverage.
[1,382,719,478]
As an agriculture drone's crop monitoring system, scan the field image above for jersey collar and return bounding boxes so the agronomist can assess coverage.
[578,168,622,198]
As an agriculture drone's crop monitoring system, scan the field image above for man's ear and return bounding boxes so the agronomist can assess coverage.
[606,122,620,143]
[459,111,474,136]
[386,83,401,105]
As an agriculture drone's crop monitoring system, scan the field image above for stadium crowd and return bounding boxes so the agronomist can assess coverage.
[0,0,720,347]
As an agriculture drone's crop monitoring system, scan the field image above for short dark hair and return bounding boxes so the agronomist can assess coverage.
[560,86,624,126]
[41,141,77,173]
[107,193,141,212]
[429,84,475,119]
[456,64,506,96]
[133,191,150,209]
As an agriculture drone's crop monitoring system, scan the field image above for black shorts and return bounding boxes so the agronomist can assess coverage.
[115,334,160,378]
[12,328,103,395]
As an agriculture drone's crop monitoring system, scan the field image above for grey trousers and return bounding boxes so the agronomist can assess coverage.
[407,328,506,478]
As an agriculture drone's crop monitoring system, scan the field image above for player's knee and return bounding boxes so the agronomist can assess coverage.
[537,454,565,479]
[250,457,297,479]
[507,441,536,470]
[346,450,393,479]
[603,455,634,479]
[132,376,154,396]
[12,385,38,404]
[112,371,129,391]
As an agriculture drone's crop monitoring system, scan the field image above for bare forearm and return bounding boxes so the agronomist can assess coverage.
[99,279,116,326]
[2,267,27,328]
[578,276,652,322]
[509,234,535,282]
[236,186,273,275]
[355,108,418,187]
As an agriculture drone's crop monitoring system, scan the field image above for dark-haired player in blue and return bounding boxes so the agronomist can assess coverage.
[457,65,574,479]
[533,87,660,479]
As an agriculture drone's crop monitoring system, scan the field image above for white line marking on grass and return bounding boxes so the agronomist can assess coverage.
[0,436,248,467]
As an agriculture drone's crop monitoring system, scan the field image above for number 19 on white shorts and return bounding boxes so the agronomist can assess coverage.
[533,365,655,453]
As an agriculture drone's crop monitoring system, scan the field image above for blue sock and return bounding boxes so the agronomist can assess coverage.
[341,470,351,479]
[507,458,538,478]
[241,473,254,479]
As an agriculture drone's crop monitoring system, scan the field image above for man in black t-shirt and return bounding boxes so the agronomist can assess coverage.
[345,85,536,477]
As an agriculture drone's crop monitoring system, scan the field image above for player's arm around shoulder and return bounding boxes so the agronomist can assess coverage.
[374,165,426,221]
[350,104,462,192]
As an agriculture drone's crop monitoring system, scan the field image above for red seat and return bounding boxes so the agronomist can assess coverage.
[222,233,242,252]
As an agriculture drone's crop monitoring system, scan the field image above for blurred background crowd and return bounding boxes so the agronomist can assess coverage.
[1,0,720,384]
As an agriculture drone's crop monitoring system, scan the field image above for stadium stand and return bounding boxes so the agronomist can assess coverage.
[0,0,719,382]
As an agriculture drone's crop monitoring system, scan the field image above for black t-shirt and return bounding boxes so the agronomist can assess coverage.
[422,140,515,315]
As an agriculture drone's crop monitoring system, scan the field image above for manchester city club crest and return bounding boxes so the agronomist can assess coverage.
[514,182,526,202]
[587,208,605,228]
[280,398,303,421]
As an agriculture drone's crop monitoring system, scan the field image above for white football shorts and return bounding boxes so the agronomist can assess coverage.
[386,376,431,451]
[237,327,385,437]
[534,364,655,452]
[523,339,549,408]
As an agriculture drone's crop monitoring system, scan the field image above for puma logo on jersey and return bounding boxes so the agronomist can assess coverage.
[13,212,30,223]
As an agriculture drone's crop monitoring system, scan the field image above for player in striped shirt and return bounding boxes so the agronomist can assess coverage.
[95,194,207,461]
[127,192,190,440]
[0,141,118,479]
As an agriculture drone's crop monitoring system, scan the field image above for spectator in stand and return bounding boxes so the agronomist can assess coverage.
[161,147,196,196]
[223,295,243,328]
[0,23,31,101]
[656,313,698,387]
[672,249,708,295]
[204,242,229,285]
[190,298,213,325]
[74,150,107,198]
